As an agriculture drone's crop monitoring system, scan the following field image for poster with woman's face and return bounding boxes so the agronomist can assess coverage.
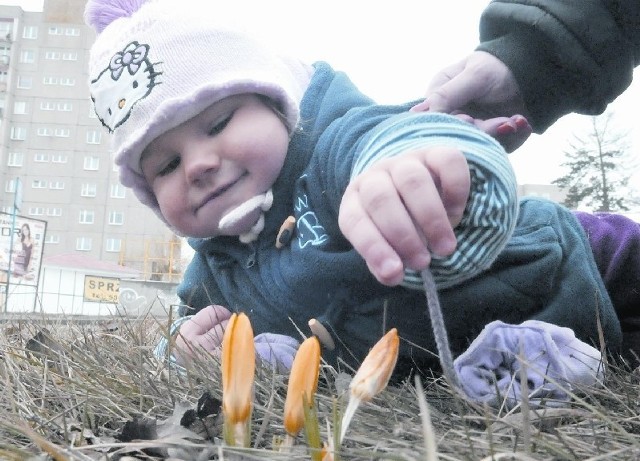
[0,212,47,286]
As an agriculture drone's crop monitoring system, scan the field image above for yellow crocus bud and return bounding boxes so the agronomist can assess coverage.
[221,312,255,446]
[349,328,399,401]
[283,336,321,436]
[340,328,399,443]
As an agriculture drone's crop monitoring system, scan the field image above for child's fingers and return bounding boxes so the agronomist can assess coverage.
[339,187,406,286]
[181,305,232,337]
[350,169,432,271]
[175,305,232,360]
[175,319,229,359]
[389,149,467,254]
[421,147,470,228]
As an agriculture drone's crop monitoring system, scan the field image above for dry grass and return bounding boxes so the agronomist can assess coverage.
[1,311,640,460]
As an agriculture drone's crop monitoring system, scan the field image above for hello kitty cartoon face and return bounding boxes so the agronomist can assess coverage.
[90,41,162,133]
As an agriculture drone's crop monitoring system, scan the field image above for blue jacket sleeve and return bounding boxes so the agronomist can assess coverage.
[176,249,225,315]
[349,112,518,289]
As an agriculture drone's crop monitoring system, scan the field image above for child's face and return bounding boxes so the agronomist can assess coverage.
[141,94,289,238]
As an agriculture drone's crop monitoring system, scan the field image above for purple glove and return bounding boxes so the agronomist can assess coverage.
[254,333,300,373]
[454,320,603,408]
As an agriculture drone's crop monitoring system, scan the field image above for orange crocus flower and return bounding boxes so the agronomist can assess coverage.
[221,312,255,446]
[340,328,399,443]
[283,335,321,436]
[349,328,399,401]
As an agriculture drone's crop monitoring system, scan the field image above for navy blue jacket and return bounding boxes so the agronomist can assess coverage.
[177,64,621,372]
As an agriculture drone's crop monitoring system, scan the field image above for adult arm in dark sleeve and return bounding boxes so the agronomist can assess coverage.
[478,0,640,132]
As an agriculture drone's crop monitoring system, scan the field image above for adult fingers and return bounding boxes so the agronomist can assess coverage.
[413,59,483,115]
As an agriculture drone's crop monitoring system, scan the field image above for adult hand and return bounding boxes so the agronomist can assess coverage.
[455,113,532,153]
[339,147,470,286]
[412,51,529,150]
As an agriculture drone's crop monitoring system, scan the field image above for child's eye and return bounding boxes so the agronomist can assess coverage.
[158,157,181,177]
[209,113,233,136]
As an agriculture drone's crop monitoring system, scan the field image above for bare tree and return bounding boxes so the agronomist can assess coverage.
[552,113,636,212]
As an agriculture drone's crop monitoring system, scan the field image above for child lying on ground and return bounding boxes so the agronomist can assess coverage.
[85,0,626,405]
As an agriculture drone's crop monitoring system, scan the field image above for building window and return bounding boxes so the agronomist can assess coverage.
[57,102,72,111]
[37,127,52,136]
[84,156,100,171]
[44,51,60,60]
[108,211,124,225]
[17,76,33,89]
[76,237,92,251]
[60,77,75,86]
[50,181,65,190]
[86,130,102,144]
[32,179,47,189]
[65,27,80,36]
[45,234,60,244]
[40,101,55,111]
[110,183,126,199]
[34,153,49,162]
[13,101,27,115]
[22,25,38,39]
[43,76,58,85]
[105,238,122,252]
[19,50,35,63]
[54,128,70,137]
[5,180,17,193]
[47,207,62,216]
[10,127,27,140]
[7,152,23,167]
[79,210,95,224]
[0,21,12,38]
[62,52,78,61]
[48,26,64,35]
[81,183,97,197]
[28,207,45,216]
[51,154,68,163]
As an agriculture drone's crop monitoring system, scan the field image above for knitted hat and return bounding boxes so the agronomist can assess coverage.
[84,0,312,228]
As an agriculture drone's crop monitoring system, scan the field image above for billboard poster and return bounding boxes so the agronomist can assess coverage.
[0,212,47,287]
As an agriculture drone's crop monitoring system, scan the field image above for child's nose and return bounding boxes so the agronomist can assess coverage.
[184,146,221,185]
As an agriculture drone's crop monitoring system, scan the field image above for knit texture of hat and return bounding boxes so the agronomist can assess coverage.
[85,0,312,230]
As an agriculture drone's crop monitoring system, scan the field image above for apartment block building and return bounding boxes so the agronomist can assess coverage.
[0,0,180,280]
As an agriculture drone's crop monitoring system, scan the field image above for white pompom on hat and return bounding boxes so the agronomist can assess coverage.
[85,0,312,228]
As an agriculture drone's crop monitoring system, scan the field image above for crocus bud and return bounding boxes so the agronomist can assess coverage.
[349,328,399,401]
[340,328,399,443]
[283,336,321,436]
[221,312,255,446]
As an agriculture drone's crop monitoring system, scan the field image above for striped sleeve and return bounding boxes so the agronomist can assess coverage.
[351,112,518,289]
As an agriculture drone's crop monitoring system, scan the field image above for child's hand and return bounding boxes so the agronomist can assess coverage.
[339,147,470,286]
[171,306,300,373]
[174,305,232,364]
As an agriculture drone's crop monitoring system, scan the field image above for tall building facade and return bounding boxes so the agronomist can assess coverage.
[0,0,181,281]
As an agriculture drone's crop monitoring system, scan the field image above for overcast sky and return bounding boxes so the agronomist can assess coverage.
[8,0,640,189]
